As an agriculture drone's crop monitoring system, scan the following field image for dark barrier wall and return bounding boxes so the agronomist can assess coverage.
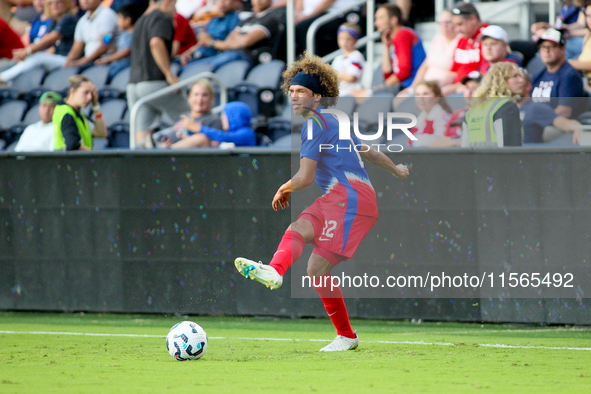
[0,149,589,324]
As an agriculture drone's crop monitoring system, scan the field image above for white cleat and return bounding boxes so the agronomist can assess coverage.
[234,257,283,290]
[319,333,359,352]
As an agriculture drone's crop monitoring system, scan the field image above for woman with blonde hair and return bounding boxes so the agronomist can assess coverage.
[154,78,223,147]
[461,62,523,147]
[0,0,77,84]
[409,80,452,147]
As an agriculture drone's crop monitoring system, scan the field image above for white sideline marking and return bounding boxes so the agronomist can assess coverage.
[1,330,590,351]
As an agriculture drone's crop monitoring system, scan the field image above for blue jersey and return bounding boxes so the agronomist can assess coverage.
[300,107,378,218]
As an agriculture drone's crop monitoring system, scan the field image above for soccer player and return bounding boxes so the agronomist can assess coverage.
[235,53,409,352]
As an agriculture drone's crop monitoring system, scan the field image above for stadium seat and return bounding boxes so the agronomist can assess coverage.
[272,133,301,149]
[94,99,127,128]
[232,60,285,119]
[23,104,41,124]
[179,62,215,81]
[100,67,130,101]
[267,117,291,141]
[0,68,45,103]
[28,67,78,100]
[0,100,28,145]
[354,96,393,141]
[215,60,251,90]
[82,65,110,90]
[526,53,545,76]
[512,50,525,66]
[333,96,356,117]
[371,64,384,88]
[0,100,28,131]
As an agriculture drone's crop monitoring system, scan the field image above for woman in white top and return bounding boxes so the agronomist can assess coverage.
[409,80,452,147]
[397,9,459,97]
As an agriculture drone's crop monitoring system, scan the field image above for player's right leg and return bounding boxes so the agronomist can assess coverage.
[235,218,315,290]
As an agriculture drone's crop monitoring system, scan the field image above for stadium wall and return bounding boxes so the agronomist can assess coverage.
[0,149,589,325]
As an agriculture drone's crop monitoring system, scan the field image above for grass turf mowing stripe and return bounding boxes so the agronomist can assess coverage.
[2,330,590,351]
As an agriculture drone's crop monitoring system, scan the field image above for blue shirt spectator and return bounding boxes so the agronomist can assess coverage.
[519,100,558,143]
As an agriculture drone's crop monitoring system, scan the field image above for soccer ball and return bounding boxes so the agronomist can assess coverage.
[166,321,208,361]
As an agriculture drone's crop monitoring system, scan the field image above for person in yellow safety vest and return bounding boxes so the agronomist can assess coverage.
[53,74,107,150]
[461,62,524,147]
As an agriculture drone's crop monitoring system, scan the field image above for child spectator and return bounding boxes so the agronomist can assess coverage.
[479,25,521,75]
[15,92,62,151]
[94,3,140,79]
[163,101,256,148]
[179,0,240,65]
[409,81,451,147]
[331,23,365,96]
[26,0,53,46]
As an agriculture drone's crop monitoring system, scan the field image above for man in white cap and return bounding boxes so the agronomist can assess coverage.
[479,25,522,75]
[530,28,585,118]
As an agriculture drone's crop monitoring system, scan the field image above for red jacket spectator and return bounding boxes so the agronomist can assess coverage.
[451,23,488,83]
[174,13,197,56]
[0,18,25,59]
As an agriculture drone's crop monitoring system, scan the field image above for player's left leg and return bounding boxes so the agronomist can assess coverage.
[308,251,359,352]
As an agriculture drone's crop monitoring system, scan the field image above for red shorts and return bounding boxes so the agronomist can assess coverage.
[299,193,377,266]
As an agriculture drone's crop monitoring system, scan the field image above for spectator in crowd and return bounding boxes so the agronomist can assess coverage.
[179,0,240,65]
[0,17,25,70]
[94,3,140,80]
[172,12,197,58]
[518,69,581,144]
[366,3,426,95]
[531,0,586,59]
[128,0,188,146]
[408,81,451,147]
[52,74,107,150]
[461,62,523,148]
[478,25,521,75]
[153,78,223,147]
[163,101,256,148]
[294,0,363,58]
[14,91,62,151]
[24,0,52,46]
[62,0,118,69]
[568,1,591,87]
[397,9,459,98]
[442,1,488,96]
[0,0,77,85]
[430,71,482,147]
[0,0,32,35]
[191,0,280,69]
[531,28,585,118]
[331,23,365,96]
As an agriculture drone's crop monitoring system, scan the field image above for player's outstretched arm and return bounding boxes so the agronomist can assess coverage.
[272,158,318,211]
[359,144,409,179]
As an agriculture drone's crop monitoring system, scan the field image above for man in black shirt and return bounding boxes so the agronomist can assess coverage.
[191,0,280,69]
[127,0,189,146]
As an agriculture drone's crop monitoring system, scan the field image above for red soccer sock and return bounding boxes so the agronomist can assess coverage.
[269,230,305,276]
[313,274,356,339]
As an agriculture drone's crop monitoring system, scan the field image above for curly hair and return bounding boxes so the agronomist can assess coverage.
[281,52,339,108]
[472,62,520,106]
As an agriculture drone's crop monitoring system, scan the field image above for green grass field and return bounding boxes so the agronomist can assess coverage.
[0,312,590,393]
